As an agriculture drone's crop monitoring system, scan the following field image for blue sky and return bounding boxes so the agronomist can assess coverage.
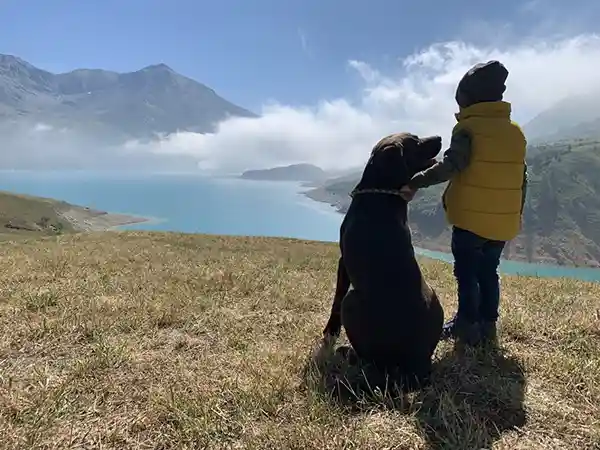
[1,0,599,111]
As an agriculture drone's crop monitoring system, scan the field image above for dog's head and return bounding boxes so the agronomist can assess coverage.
[354,133,442,192]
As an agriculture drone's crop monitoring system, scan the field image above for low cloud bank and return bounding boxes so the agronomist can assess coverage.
[4,33,600,173]
[134,34,600,173]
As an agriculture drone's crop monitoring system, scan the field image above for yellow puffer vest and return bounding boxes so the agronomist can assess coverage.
[443,101,526,241]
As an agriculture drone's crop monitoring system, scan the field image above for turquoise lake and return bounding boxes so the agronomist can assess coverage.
[0,170,598,282]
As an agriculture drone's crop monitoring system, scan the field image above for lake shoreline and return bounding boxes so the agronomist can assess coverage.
[58,206,151,232]
[301,184,600,275]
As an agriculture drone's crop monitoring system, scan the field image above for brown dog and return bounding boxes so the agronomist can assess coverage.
[322,132,445,391]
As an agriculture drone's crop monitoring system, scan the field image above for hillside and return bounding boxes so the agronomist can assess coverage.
[523,90,600,143]
[0,232,597,449]
[306,139,600,267]
[0,190,146,239]
[0,54,256,140]
[240,164,327,182]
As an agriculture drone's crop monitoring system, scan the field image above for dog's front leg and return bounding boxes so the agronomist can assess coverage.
[323,257,350,340]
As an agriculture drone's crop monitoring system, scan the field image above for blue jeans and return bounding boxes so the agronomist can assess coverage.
[451,226,506,323]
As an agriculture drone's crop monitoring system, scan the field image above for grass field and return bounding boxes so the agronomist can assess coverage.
[0,232,598,449]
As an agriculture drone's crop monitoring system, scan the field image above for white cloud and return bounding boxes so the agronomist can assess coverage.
[33,122,53,132]
[6,32,600,173]
[130,32,600,174]
[298,28,311,57]
[519,0,543,14]
[0,121,198,171]
[347,60,380,84]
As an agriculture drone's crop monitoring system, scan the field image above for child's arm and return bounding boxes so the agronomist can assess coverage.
[408,129,472,189]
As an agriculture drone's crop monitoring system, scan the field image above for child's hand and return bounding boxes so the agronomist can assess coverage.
[400,185,417,202]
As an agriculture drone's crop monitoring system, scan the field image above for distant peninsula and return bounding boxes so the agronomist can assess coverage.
[240,164,328,182]
[0,190,148,241]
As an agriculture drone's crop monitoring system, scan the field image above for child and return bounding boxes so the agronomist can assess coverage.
[400,60,528,346]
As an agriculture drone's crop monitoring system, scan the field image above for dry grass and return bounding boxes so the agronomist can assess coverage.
[0,232,598,449]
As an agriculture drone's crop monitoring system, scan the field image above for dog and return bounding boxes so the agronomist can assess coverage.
[322,132,445,391]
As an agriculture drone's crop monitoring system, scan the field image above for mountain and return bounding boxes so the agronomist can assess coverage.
[306,139,600,267]
[0,54,257,141]
[240,164,328,182]
[523,91,600,143]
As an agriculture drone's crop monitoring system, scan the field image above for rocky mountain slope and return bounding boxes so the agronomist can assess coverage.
[523,91,600,143]
[0,54,256,141]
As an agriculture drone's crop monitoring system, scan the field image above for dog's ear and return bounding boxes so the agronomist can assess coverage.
[354,133,413,190]
[371,132,416,154]
[418,135,442,161]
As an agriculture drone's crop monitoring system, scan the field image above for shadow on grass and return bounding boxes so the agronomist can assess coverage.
[302,340,527,450]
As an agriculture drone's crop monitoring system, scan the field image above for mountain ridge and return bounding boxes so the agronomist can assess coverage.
[240,164,328,182]
[0,53,257,141]
[522,90,600,142]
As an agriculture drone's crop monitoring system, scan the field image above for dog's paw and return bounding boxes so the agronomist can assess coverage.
[323,317,342,338]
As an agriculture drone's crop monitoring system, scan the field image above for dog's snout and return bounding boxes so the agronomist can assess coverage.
[419,135,442,159]
[419,135,442,148]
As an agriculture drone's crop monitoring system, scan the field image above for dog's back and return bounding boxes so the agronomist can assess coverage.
[340,194,421,308]
[342,193,439,319]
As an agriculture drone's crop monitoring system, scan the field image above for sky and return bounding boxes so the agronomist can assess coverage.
[2,0,600,171]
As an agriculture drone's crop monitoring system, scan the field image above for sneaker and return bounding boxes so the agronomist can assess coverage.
[441,315,480,346]
[480,321,498,346]
[455,320,481,346]
[440,315,458,340]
